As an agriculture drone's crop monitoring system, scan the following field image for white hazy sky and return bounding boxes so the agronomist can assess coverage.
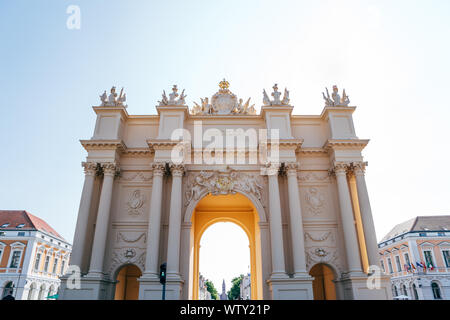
[200,223,250,294]
[1,1,450,291]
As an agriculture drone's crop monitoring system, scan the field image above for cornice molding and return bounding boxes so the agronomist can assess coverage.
[121,148,152,156]
[92,106,129,119]
[266,138,303,151]
[297,147,328,155]
[147,139,180,151]
[320,106,356,120]
[80,139,126,152]
[323,139,369,151]
[81,140,153,156]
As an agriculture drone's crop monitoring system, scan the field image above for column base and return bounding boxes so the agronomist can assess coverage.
[59,274,115,300]
[337,272,392,300]
[267,275,314,300]
[138,277,184,300]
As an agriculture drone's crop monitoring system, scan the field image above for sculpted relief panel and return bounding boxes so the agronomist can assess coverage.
[126,190,146,216]
[108,230,147,276]
[305,187,325,215]
[304,229,343,275]
[298,171,335,221]
[184,168,266,207]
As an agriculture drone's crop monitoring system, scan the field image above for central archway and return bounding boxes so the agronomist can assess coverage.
[190,193,263,300]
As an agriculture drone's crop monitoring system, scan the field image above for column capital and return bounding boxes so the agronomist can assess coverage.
[350,161,368,176]
[152,162,166,177]
[285,162,299,177]
[170,163,185,177]
[82,162,98,176]
[331,162,350,176]
[262,162,280,176]
[101,162,119,176]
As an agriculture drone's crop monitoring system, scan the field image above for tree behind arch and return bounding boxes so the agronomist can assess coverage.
[205,280,218,300]
[227,275,244,300]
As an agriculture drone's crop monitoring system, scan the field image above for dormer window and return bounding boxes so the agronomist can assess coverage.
[16,223,25,228]
[1,223,10,228]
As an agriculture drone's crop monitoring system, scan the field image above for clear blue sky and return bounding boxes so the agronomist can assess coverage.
[1,1,450,288]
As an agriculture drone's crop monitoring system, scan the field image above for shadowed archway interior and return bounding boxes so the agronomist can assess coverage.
[190,193,263,300]
[114,264,142,300]
[309,263,337,300]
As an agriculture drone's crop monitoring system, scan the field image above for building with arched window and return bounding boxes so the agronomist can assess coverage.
[379,215,450,300]
[0,210,71,300]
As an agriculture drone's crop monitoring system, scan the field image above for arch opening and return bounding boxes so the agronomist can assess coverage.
[189,193,263,300]
[27,282,36,300]
[199,222,250,300]
[2,281,14,298]
[114,264,142,300]
[309,263,337,300]
[431,282,442,300]
[37,284,46,300]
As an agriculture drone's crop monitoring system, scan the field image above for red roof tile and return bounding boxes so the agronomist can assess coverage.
[0,210,65,241]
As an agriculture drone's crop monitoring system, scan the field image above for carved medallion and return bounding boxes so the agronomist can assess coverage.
[305,187,325,215]
[126,190,145,216]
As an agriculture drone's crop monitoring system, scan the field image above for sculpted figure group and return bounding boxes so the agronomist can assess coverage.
[99,81,351,112]
[100,86,127,107]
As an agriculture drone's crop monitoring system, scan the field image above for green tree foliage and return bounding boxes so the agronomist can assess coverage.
[227,274,244,300]
[205,280,218,300]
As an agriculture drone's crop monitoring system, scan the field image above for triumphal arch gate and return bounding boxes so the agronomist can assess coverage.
[60,80,392,300]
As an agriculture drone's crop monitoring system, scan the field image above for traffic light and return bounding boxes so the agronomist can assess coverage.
[159,262,167,284]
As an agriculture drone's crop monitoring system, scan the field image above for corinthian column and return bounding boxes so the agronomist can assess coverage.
[143,163,166,277]
[286,163,308,276]
[266,163,287,278]
[87,162,117,277]
[334,163,363,274]
[70,162,97,270]
[353,162,381,269]
[166,164,185,277]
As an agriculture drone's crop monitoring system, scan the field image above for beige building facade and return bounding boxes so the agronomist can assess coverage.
[60,80,391,300]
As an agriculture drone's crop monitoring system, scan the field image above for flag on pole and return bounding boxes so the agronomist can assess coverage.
[421,261,427,271]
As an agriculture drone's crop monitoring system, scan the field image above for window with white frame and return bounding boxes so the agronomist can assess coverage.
[0,242,5,263]
[395,256,402,272]
[381,260,385,273]
[431,282,442,299]
[402,284,408,296]
[424,250,434,268]
[60,259,66,275]
[34,253,42,271]
[9,250,22,268]
[442,250,450,268]
[412,284,419,300]
[404,253,411,266]
[44,255,50,272]
[388,258,393,273]
[52,258,58,274]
